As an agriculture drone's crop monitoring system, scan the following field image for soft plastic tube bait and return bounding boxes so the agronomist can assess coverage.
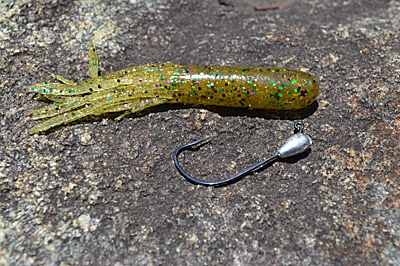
[27,41,319,133]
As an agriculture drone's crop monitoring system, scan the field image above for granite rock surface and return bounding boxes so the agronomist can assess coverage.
[0,0,399,265]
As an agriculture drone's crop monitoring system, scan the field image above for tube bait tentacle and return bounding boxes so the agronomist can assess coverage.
[27,41,319,134]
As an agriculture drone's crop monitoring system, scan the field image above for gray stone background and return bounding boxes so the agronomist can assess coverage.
[0,0,399,265]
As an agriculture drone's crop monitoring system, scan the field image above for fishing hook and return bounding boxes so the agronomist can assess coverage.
[173,122,312,186]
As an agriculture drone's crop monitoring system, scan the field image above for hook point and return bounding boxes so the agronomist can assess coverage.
[192,137,211,146]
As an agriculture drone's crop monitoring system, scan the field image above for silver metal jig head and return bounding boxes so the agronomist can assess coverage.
[173,122,312,186]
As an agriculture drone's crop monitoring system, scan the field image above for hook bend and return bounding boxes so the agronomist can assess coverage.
[173,138,279,186]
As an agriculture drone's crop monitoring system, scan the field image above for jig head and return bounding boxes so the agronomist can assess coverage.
[173,122,312,186]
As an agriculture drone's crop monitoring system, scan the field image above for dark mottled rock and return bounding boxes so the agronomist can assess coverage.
[0,0,399,265]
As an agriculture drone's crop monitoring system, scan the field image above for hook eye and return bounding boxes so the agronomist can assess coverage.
[294,122,304,133]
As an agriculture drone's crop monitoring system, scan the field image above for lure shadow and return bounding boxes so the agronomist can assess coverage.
[278,148,312,164]
[206,100,319,120]
[152,100,319,120]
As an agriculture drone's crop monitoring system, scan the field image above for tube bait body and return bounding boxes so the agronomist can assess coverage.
[28,42,319,133]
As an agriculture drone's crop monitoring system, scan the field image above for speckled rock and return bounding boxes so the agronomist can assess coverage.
[0,0,399,265]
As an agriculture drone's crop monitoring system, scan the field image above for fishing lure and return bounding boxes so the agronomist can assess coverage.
[27,41,319,133]
[174,121,312,186]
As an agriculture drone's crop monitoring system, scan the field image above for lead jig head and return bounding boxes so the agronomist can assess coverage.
[173,122,312,186]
